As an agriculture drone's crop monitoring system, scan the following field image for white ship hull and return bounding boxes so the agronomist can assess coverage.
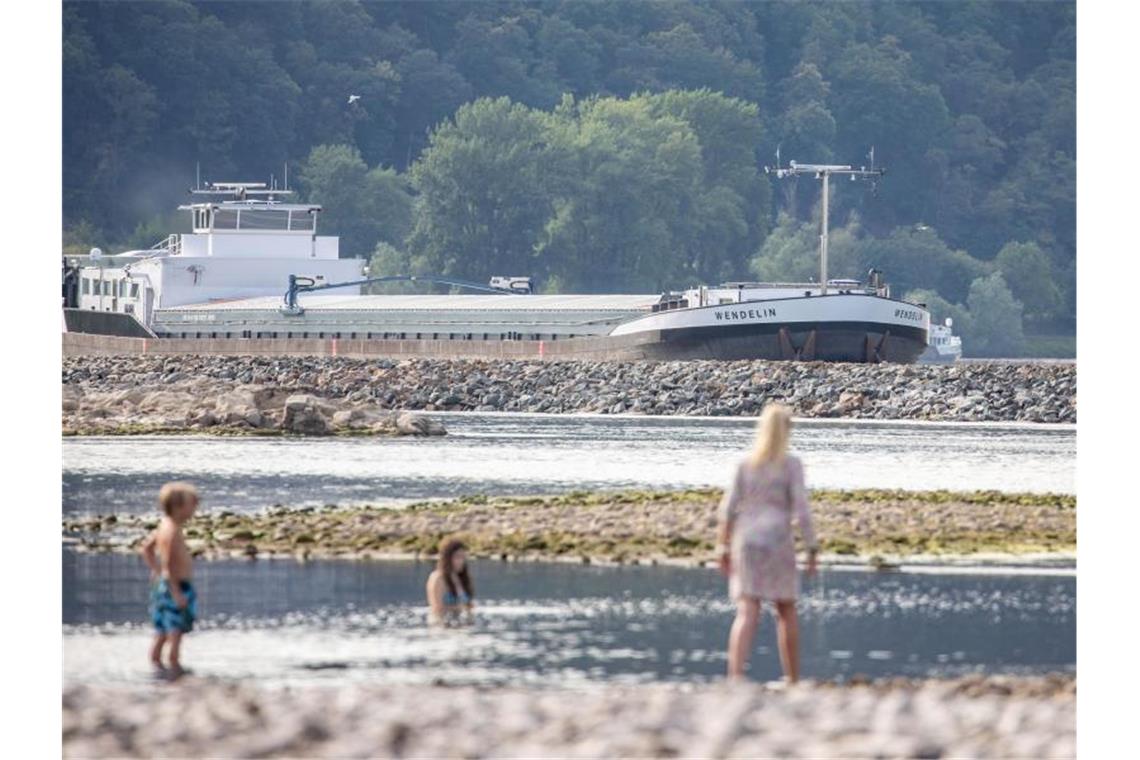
[609,292,929,362]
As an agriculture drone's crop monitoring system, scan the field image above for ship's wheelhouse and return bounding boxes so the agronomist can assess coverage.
[186,203,318,234]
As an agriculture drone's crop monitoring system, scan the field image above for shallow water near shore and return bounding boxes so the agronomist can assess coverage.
[62,414,1074,514]
[64,551,1074,688]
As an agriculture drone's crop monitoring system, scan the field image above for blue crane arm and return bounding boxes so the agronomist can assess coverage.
[281,273,520,314]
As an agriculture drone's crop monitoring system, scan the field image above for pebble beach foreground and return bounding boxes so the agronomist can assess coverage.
[63,675,1075,759]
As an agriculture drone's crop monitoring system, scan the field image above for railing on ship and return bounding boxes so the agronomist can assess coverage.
[150,234,181,257]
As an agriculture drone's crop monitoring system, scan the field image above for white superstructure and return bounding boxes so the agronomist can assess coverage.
[919,319,963,363]
[72,182,363,324]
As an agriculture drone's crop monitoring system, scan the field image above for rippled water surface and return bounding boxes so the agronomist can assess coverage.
[63,414,1074,514]
[64,552,1074,687]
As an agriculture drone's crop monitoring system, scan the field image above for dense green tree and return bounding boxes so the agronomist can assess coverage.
[966,272,1026,357]
[537,95,703,291]
[448,12,559,109]
[903,288,972,337]
[408,97,560,280]
[298,144,413,259]
[391,49,473,167]
[856,226,989,304]
[364,241,418,294]
[775,62,835,166]
[771,61,836,217]
[994,241,1063,327]
[643,89,770,280]
[828,37,952,229]
[750,211,862,284]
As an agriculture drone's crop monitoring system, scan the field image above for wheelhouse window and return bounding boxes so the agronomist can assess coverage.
[81,278,90,295]
[213,209,239,229]
[289,210,315,231]
[240,209,289,230]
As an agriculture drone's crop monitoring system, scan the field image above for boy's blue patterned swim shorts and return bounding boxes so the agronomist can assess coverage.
[149,580,197,633]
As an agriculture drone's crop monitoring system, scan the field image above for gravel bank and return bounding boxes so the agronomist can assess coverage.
[63,488,1076,563]
[63,675,1075,758]
[62,355,1075,425]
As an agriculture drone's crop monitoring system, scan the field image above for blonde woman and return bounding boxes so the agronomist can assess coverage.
[717,403,818,683]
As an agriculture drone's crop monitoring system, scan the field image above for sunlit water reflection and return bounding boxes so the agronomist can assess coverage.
[63,414,1074,515]
[64,552,1074,687]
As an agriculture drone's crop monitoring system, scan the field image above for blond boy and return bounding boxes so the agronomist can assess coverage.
[140,482,199,678]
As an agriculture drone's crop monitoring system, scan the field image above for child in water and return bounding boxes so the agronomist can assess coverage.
[426,537,475,624]
[140,481,200,679]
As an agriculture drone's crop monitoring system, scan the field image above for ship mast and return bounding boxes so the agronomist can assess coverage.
[765,152,884,295]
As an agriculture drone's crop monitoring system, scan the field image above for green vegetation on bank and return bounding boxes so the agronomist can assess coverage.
[63,487,1076,563]
[64,2,1074,357]
[1023,334,1077,359]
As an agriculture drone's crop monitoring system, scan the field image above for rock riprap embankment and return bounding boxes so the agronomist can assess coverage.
[63,675,1075,758]
[64,489,1076,562]
[62,377,446,436]
[62,355,1076,424]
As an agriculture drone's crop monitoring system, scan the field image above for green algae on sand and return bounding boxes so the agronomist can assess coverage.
[63,487,1075,564]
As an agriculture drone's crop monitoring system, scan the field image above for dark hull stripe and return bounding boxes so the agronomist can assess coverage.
[636,320,928,363]
[657,320,926,343]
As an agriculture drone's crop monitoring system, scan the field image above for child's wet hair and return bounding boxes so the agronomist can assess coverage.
[158,481,199,516]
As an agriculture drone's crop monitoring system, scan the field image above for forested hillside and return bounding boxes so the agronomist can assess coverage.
[63,1,1075,355]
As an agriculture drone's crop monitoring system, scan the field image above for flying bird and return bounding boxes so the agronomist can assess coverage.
[347,94,362,105]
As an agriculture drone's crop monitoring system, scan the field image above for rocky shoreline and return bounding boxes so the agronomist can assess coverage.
[63,674,1075,758]
[62,380,447,437]
[64,488,1076,564]
[63,355,1075,426]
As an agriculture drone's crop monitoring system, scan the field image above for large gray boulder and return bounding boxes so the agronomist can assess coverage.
[332,407,387,430]
[282,394,332,436]
[214,388,260,426]
[395,412,447,436]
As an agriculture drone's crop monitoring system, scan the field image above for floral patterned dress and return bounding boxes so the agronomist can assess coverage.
[719,455,818,602]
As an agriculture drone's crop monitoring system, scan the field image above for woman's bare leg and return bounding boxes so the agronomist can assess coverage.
[775,600,800,683]
[727,598,761,679]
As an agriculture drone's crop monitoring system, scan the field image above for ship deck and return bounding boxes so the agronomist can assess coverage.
[167,293,660,312]
[152,293,660,340]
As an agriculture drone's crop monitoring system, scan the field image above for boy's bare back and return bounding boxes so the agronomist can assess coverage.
[155,517,193,582]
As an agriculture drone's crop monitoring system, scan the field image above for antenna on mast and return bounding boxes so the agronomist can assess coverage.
[188,182,293,200]
[764,154,886,295]
[284,162,289,191]
[195,162,201,191]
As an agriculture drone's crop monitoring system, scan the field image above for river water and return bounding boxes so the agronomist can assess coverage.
[62,413,1074,515]
[63,551,1074,687]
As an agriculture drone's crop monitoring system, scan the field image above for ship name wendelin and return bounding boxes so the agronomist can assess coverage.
[893,308,923,321]
[715,307,777,322]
